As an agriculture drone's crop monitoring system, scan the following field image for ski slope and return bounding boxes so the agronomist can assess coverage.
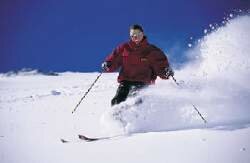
[0,15,250,163]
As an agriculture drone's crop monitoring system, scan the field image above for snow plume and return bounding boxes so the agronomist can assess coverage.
[101,15,250,135]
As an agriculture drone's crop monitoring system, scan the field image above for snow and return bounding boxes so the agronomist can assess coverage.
[1,15,250,163]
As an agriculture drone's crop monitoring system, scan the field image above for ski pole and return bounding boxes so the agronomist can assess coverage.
[72,72,103,114]
[171,75,207,124]
[171,75,181,86]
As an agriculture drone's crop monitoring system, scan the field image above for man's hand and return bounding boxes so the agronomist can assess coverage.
[101,61,112,71]
[165,66,174,78]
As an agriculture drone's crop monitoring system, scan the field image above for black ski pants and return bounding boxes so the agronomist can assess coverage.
[111,80,147,106]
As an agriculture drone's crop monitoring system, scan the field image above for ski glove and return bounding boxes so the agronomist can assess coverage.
[165,66,174,78]
[101,61,112,71]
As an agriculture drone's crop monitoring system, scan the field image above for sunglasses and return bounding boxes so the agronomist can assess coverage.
[130,31,143,37]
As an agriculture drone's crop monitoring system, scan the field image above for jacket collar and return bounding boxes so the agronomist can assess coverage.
[128,36,149,49]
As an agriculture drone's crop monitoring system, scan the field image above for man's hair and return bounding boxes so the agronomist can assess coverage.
[130,24,144,32]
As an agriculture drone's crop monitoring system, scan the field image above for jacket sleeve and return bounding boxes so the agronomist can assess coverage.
[104,44,124,72]
[149,49,170,79]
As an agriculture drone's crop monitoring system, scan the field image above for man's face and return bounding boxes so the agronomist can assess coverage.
[130,29,144,44]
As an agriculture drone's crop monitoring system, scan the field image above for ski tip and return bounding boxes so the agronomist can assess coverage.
[78,134,85,139]
[78,134,89,140]
[78,134,99,142]
[60,138,69,143]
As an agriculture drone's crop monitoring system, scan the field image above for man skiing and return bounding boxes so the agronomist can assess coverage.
[102,24,174,106]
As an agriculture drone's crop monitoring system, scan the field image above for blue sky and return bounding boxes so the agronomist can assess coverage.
[0,0,249,73]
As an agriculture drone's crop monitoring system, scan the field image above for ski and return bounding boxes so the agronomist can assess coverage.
[60,134,125,143]
[60,138,70,143]
[78,134,109,142]
[78,134,124,142]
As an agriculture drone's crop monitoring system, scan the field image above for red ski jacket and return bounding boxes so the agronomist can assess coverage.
[104,37,169,84]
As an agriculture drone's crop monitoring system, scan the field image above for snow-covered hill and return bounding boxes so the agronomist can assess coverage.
[0,15,250,163]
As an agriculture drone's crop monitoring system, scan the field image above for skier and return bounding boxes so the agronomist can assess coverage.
[102,24,174,106]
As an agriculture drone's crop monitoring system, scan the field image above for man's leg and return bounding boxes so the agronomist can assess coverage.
[127,83,146,105]
[111,82,130,106]
[128,81,146,97]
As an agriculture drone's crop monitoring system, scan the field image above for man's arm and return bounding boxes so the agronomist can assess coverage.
[149,50,172,79]
[102,44,124,72]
